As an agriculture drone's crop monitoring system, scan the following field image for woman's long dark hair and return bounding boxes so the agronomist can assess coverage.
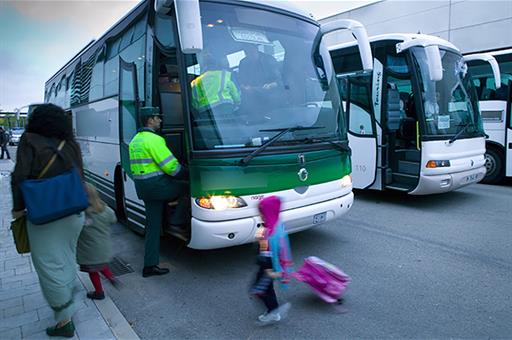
[26,104,73,140]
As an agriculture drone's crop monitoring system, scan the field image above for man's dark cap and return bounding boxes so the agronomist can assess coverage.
[140,106,163,118]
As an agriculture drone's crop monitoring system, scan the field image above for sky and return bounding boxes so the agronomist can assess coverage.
[0,0,376,112]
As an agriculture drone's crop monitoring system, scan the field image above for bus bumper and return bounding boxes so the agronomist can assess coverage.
[410,165,486,195]
[188,192,354,250]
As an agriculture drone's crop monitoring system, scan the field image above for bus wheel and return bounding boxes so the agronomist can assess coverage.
[482,147,504,184]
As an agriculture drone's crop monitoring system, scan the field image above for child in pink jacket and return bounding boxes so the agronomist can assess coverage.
[250,196,293,324]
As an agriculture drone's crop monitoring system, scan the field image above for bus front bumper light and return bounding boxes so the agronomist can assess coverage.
[196,196,247,210]
[426,160,451,168]
[341,174,352,187]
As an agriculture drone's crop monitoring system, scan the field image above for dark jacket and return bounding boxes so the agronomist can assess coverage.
[11,132,84,211]
[0,130,9,146]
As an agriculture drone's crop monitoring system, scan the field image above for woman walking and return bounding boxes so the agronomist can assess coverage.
[11,104,85,337]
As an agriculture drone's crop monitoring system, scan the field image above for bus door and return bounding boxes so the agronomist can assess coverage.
[343,74,378,189]
[118,58,139,176]
[156,52,187,164]
[507,79,512,176]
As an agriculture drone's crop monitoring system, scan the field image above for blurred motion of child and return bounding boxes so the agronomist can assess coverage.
[77,183,120,300]
[250,196,293,324]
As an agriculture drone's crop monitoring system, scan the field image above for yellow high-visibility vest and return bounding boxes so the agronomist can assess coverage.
[128,128,181,179]
[190,70,241,111]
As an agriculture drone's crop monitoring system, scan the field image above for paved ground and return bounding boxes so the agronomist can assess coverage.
[4,141,511,338]
[105,180,512,339]
[0,159,138,340]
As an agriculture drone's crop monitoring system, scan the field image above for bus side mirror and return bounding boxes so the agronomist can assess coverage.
[320,19,373,72]
[464,53,501,89]
[396,40,442,81]
[425,45,443,82]
[155,0,203,54]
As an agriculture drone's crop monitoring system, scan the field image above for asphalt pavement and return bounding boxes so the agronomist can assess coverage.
[106,180,512,339]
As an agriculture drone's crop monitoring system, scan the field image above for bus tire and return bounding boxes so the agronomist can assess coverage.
[114,165,128,221]
[482,146,504,184]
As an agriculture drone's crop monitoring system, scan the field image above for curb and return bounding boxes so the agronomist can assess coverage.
[77,272,140,340]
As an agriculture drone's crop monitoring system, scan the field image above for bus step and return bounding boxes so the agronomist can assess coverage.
[395,149,421,162]
[392,172,419,186]
[398,160,420,175]
[386,172,419,192]
[384,184,411,192]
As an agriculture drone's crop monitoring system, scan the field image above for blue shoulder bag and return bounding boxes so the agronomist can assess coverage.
[20,140,89,225]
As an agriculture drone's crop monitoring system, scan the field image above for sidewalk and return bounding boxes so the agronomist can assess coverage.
[0,160,138,339]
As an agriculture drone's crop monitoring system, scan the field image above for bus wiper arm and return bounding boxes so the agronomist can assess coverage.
[448,122,472,144]
[239,126,324,166]
[304,137,351,154]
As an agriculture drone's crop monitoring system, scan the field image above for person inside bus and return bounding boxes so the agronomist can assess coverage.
[190,53,241,117]
[129,107,189,278]
[238,43,281,120]
[495,82,509,101]
[281,39,309,106]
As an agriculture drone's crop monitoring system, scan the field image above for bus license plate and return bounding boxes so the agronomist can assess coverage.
[465,174,478,183]
[313,212,327,224]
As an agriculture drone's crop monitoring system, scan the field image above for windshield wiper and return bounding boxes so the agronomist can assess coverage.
[239,126,324,166]
[303,136,351,154]
[448,122,474,144]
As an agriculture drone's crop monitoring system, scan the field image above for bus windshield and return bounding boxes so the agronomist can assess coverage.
[412,47,484,137]
[186,2,343,151]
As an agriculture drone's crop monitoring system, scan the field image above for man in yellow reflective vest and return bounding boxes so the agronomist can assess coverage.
[190,54,241,115]
[129,107,188,278]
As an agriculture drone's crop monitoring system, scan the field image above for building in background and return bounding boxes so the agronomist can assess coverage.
[321,0,512,53]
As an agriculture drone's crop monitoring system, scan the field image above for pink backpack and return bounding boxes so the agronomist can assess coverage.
[292,256,351,303]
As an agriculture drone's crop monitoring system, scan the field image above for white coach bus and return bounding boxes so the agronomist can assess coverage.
[330,34,494,195]
[466,49,512,183]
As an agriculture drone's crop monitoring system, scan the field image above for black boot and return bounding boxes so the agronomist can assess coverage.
[46,320,75,338]
[87,291,105,300]
[142,265,170,277]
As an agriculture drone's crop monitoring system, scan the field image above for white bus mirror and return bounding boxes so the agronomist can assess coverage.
[464,53,501,89]
[425,45,443,82]
[320,19,373,71]
[155,0,203,54]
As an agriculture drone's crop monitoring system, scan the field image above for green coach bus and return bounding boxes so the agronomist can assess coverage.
[44,0,372,249]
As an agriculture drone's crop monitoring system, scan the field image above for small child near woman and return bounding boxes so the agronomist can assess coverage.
[250,196,293,324]
[77,183,119,300]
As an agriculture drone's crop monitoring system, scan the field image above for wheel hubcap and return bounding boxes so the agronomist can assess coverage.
[484,154,496,174]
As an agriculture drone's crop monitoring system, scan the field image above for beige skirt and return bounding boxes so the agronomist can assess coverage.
[27,212,84,322]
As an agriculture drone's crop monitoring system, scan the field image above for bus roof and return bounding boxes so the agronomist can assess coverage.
[329,33,459,53]
[45,0,316,88]
[485,48,512,57]
[45,0,147,87]
[238,0,314,20]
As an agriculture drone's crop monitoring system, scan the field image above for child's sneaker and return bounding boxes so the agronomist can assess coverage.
[276,302,291,319]
[258,311,281,323]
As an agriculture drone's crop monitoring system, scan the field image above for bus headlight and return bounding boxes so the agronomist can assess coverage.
[341,174,352,187]
[196,196,247,210]
[426,160,451,168]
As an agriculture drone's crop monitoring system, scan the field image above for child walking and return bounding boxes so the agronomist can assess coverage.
[77,183,119,300]
[250,196,293,324]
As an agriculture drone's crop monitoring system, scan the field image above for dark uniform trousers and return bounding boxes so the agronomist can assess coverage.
[134,175,189,267]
